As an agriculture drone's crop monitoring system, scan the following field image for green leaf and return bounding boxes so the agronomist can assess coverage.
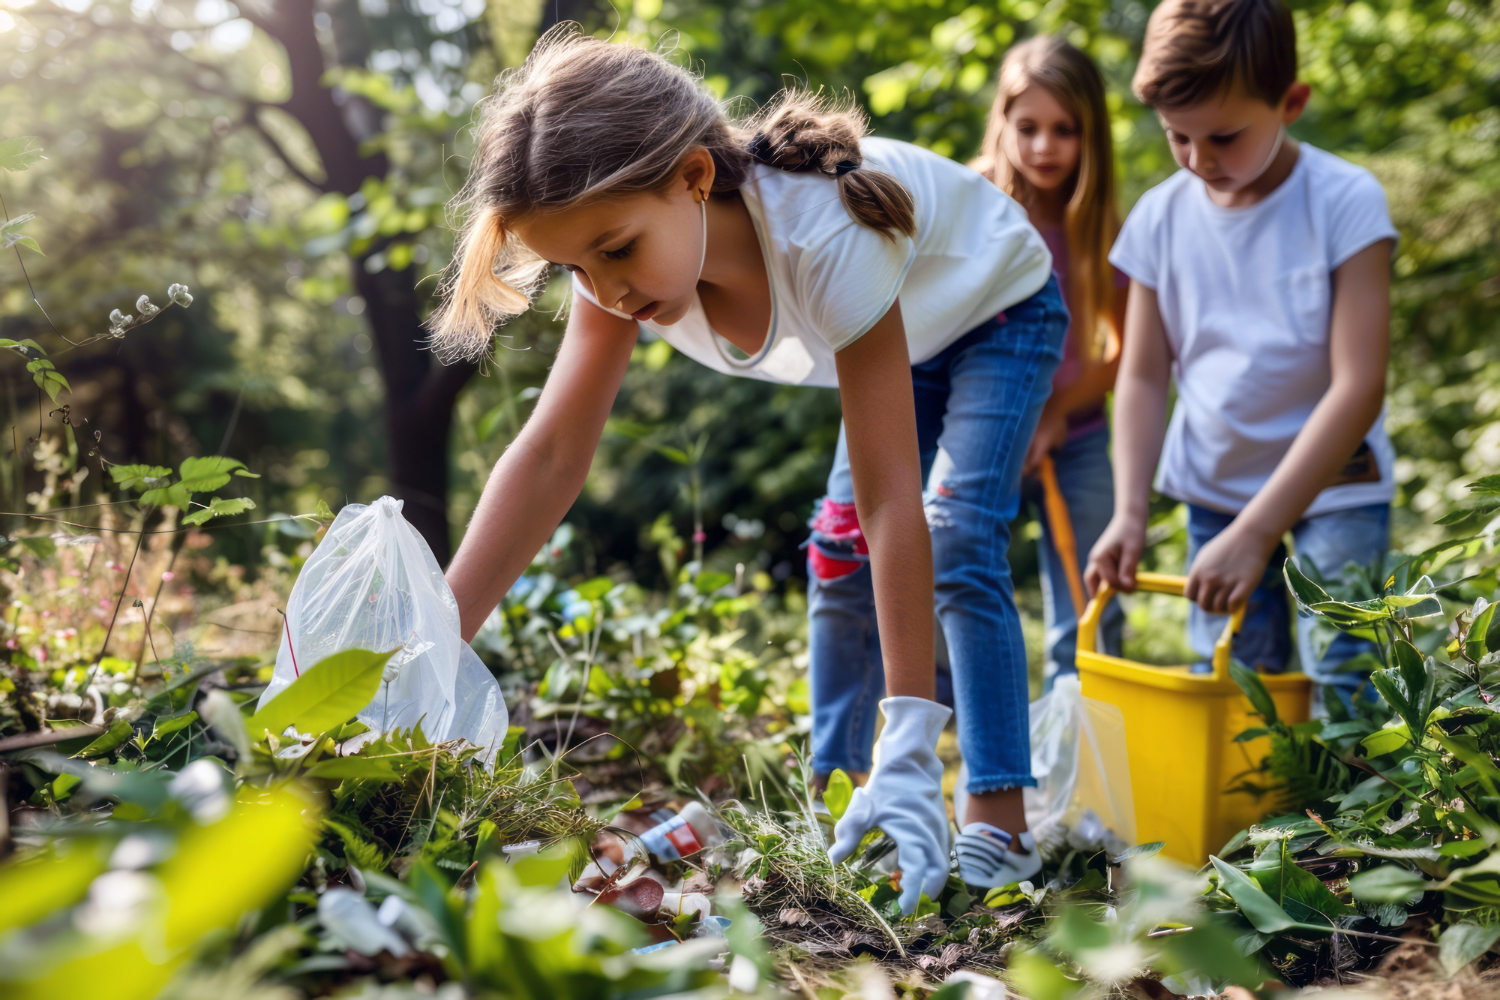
[141,482,191,509]
[1392,639,1435,737]
[0,136,44,172]
[1361,723,1411,757]
[824,768,854,821]
[181,496,256,526]
[73,717,134,759]
[108,463,173,492]
[311,499,336,525]
[1467,603,1499,661]
[1230,660,1278,725]
[177,456,247,494]
[1439,840,1491,858]
[1440,922,1500,975]
[1285,559,1334,608]
[1005,947,1082,1000]
[246,648,393,739]
[152,710,198,739]
[1468,475,1500,496]
[16,535,55,560]
[1211,856,1304,933]
[1110,841,1165,863]
[1348,864,1429,903]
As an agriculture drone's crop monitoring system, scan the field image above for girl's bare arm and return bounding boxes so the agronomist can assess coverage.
[447,296,638,640]
[834,300,935,701]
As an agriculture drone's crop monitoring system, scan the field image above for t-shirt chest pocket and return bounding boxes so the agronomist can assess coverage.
[1277,264,1331,345]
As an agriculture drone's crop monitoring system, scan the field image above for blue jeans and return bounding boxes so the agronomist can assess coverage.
[1022,426,1124,690]
[806,277,1067,792]
[1186,502,1390,707]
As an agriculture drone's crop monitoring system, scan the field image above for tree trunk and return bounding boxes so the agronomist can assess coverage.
[241,0,477,561]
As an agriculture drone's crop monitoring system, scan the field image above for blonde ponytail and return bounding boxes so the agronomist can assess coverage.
[745,91,916,240]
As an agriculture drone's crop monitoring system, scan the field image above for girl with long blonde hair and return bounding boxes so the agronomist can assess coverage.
[972,35,1129,685]
[436,26,1066,903]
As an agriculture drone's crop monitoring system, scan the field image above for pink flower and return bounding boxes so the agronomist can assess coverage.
[35,646,46,662]
[161,571,174,582]
[5,639,16,650]
[693,531,707,543]
[98,598,111,609]
[41,610,51,618]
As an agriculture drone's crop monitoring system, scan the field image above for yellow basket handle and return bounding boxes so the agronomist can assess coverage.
[1077,571,1247,680]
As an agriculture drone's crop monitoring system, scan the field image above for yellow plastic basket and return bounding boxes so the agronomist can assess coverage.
[1076,572,1311,864]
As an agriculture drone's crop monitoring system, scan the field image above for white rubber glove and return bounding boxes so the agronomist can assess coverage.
[828,696,953,915]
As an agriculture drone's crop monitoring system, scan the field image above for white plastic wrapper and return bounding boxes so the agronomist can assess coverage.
[257,496,508,765]
[954,675,1135,854]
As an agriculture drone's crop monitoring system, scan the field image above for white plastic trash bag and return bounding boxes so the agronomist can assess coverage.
[954,675,1134,854]
[257,496,508,765]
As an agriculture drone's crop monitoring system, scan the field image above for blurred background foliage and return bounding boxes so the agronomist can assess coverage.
[0,0,1495,590]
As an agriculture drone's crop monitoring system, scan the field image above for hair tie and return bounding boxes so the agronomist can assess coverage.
[747,133,775,163]
[834,159,859,176]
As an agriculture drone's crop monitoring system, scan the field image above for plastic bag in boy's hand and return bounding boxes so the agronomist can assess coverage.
[257,496,508,764]
[828,696,952,915]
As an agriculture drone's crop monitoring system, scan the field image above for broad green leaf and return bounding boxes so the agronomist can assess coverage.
[1467,602,1498,661]
[1110,841,1165,863]
[73,717,134,759]
[1348,864,1429,903]
[0,842,107,935]
[1285,559,1334,608]
[181,496,256,526]
[1439,839,1491,858]
[177,456,247,494]
[1005,947,1083,1000]
[1211,856,1303,933]
[16,535,55,560]
[1440,923,1500,975]
[140,482,191,509]
[200,689,250,761]
[1369,673,1414,737]
[824,768,854,821]
[1392,639,1435,737]
[1230,660,1278,726]
[108,464,172,492]
[1468,475,1500,496]
[1361,723,1410,757]
[246,648,393,739]
[151,710,198,740]
[0,136,43,172]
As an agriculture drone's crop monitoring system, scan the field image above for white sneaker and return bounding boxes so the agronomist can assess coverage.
[955,822,1041,889]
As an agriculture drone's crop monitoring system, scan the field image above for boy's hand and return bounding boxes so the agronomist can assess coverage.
[1184,523,1277,613]
[1085,515,1146,596]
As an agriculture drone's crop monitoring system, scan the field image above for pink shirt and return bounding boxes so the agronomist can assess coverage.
[1035,223,1127,440]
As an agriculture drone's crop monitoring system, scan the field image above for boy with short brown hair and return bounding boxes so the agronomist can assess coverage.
[1087,0,1398,708]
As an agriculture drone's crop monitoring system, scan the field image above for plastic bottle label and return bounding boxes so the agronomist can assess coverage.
[639,814,703,861]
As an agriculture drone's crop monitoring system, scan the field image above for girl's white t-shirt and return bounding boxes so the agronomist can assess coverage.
[572,137,1052,388]
[1109,144,1400,517]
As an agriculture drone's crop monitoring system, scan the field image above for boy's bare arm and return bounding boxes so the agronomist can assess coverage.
[1184,240,1393,613]
[1085,281,1171,594]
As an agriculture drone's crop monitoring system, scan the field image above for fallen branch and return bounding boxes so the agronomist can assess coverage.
[0,725,105,753]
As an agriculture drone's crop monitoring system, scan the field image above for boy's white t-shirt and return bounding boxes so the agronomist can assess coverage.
[1109,144,1400,518]
[572,137,1053,388]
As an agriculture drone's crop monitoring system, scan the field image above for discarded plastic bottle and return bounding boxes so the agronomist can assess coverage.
[638,801,722,861]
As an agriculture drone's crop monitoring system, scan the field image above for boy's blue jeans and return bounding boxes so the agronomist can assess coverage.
[806,277,1067,793]
[1185,502,1390,708]
[1023,426,1124,690]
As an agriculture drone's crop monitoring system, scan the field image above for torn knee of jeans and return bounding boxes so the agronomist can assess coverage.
[923,484,958,530]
